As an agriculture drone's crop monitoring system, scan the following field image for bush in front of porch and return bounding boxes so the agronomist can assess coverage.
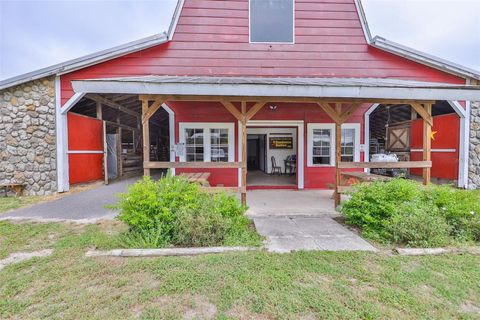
[110,175,261,248]
[341,179,480,247]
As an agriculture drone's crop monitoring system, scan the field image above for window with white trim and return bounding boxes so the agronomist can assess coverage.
[249,0,294,43]
[307,123,361,166]
[341,128,355,162]
[179,123,235,162]
[185,128,204,162]
[312,128,332,165]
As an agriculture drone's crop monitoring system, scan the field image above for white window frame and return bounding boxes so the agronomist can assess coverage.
[179,122,235,162]
[249,0,295,44]
[307,123,361,167]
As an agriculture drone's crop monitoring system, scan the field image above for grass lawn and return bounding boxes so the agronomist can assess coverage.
[1,221,479,319]
[0,196,46,213]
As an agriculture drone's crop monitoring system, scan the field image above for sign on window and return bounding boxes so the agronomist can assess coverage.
[269,137,293,149]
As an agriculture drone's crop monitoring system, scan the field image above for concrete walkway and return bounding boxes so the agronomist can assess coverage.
[0,177,139,222]
[247,190,376,252]
[253,216,376,253]
[1,183,375,252]
[246,189,335,216]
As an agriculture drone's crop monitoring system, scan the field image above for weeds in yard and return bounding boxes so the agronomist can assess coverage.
[1,220,480,319]
[110,175,262,248]
[341,179,480,247]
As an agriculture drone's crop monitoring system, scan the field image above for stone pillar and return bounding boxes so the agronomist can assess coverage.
[0,77,57,195]
[468,101,480,189]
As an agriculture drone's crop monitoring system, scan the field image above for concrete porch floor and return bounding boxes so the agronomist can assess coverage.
[1,179,375,253]
[246,189,335,217]
[246,170,296,187]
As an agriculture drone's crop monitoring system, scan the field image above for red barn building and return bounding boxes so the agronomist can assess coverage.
[1,0,479,200]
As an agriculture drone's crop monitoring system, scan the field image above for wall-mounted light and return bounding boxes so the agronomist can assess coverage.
[269,105,278,111]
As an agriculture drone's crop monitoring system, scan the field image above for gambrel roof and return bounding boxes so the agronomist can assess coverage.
[1,0,479,91]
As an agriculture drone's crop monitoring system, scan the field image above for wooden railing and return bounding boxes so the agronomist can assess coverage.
[338,161,432,169]
[143,161,244,169]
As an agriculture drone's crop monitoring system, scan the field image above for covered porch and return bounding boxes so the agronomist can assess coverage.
[67,76,480,207]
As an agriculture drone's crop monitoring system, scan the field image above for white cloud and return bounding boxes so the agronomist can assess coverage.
[362,0,480,71]
[1,0,479,80]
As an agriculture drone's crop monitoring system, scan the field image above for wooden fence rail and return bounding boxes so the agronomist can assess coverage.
[143,161,244,169]
[338,161,432,169]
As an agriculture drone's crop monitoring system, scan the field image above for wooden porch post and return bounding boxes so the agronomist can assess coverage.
[141,99,151,177]
[140,96,166,177]
[241,101,247,205]
[411,102,433,186]
[116,113,123,178]
[334,104,342,207]
[220,100,266,206]
[317,102,361,207]
[422,103,432,185]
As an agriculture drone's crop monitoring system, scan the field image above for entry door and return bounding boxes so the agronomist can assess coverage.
[67,112,105,185]
[259,134,267,172]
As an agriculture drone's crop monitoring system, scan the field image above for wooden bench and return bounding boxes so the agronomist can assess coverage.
[180,172,211,187]
[0,183,25,197]
[337,172,392,194]
[340,171,392,185]
[180,173,246,193]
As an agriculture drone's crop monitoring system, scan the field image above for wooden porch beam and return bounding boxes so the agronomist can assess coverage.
[410,103,433,126]
[142,99,165,124]
[220,101,243,121]
[103,120,137,132]
[339,103,362,123]
[245,101,266,121]
[317,102,342,124]
[139,94,434,105]
[87,93,140,118]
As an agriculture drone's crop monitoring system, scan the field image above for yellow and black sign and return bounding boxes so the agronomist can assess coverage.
[269,137,293,149]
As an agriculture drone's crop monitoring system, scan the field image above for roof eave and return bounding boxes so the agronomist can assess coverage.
[0,33,169,90]
[371,36,480,81]
[167,0,185,41]
[355,0,480,81]
[70,77,480,101]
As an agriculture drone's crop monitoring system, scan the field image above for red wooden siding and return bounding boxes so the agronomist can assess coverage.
[67,113,104,185]
[410,113,459,181]
[60,0,464,105]
[167,101,368,188]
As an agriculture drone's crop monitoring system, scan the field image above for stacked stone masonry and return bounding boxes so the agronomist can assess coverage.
[469,101,480,189]
[0,77,57,195]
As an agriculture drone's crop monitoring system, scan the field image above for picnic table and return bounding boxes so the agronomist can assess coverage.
[1,183,25,197]
[337,172,392,194]
[181,172,211,187]
[340,171,392,185]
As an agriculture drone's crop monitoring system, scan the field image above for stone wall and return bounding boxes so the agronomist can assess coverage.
[0,77,57,195]
[469,101,480,189]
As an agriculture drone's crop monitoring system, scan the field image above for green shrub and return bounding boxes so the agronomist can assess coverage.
[341,179,422,242]
[341,179,480,247]
[175,201,232,247]
[118,224,171,249]
[111,174,260,248]
[428,185,480,242]
[386,201,451,247]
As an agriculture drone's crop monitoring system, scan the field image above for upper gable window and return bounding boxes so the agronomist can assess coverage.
[249,0,294,44]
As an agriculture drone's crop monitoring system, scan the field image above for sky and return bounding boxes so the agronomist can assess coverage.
[0,0,479,81]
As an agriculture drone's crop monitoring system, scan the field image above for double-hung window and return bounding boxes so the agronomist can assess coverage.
[249,0,295,43]
[307,123,360,166]
[180,123,234,162]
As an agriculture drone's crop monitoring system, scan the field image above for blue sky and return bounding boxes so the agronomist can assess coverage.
[1,0,479,81]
